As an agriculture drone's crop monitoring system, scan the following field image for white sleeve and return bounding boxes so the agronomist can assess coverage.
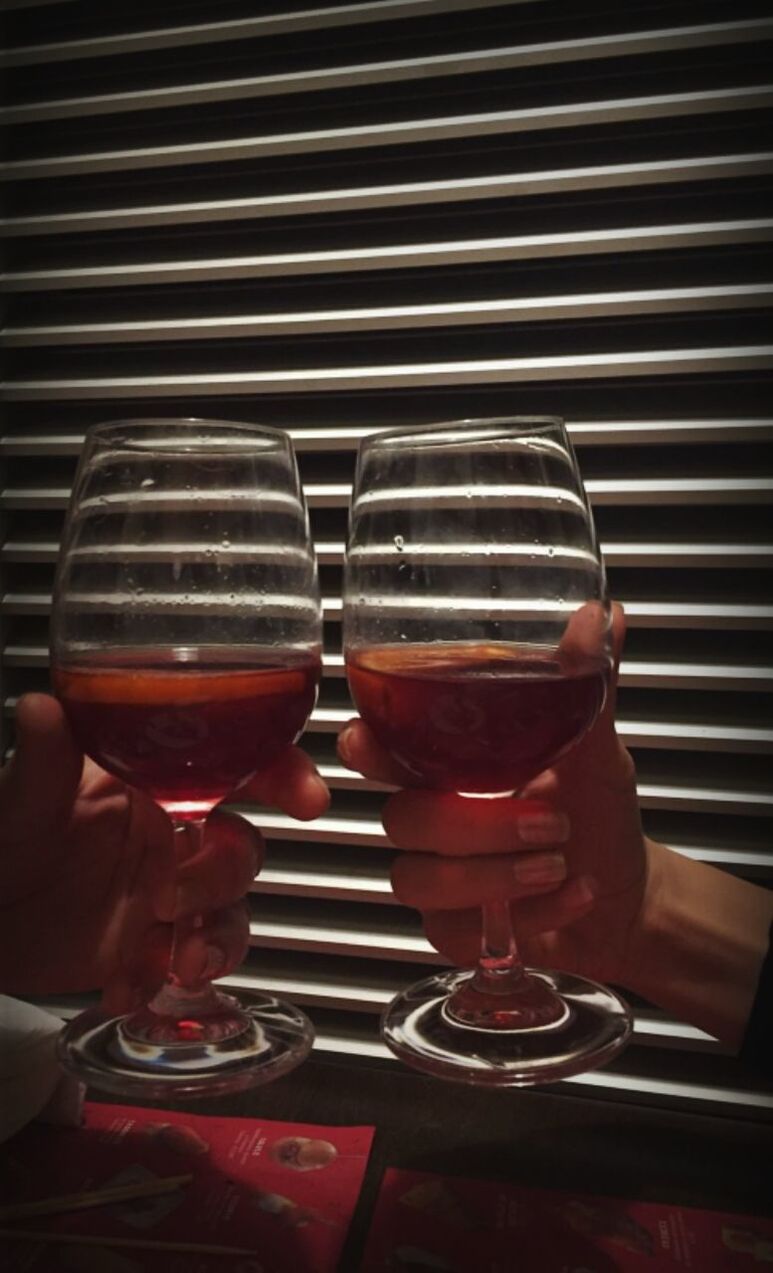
[0,996,84,1143]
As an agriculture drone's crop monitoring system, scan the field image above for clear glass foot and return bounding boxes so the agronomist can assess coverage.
[382,968,632,1086]
[57,988,314,1099]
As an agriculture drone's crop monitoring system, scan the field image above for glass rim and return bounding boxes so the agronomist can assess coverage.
[361,416,565,448]
[84,417,289,453]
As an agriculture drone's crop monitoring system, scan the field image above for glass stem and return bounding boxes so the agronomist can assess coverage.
[473,900,527,993]
[147,818,222,1021]
[447,899,567,1029]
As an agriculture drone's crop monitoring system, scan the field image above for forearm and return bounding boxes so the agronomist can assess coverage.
[621,838,773,1050]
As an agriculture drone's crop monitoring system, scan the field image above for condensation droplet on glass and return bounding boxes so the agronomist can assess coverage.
[140,478,154,490]
[221,536,230,548]
[394,534,404,552]
[547,547,555,558]
[172,559,182,582]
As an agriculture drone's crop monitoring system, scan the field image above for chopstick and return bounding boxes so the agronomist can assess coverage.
[0,1230,258,1257]
[0,1174,193,1222]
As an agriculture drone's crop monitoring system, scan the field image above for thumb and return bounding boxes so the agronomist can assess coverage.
[554,602,626,775]
[0,694,83,837]
[602,601,626,722]
[584,601,627,762]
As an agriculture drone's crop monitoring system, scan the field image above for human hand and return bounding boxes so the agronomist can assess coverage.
[337,605,649,987]
[0,693,330,1012]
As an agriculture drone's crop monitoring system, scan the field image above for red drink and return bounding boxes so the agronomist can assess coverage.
[346,642,608,792]
[53,649,320,816]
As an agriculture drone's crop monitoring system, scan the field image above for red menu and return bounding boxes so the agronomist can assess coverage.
[360,1168,773,1271]
[2,1101,374,1272]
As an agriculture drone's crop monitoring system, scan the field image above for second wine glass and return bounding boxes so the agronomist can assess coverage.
[343,417,632,1085]
[51,419,322,1097]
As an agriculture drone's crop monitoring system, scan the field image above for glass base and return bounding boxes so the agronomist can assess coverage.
[57,988,314,1099]
[381,968,632,1086]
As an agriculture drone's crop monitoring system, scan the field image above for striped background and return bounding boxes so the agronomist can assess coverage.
[1,0,772,1115]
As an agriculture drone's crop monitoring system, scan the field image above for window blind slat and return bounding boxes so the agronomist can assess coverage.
[5,84,773,178]
[5,419,773,452]
[4,155,773,239]
[4,282,772,342]
[4,16,771,107]
[1,0,529,68]
[4,542,773,570]
[6,222,772,290]
[4,348,773,395]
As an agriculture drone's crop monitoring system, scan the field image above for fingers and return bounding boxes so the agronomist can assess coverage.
[603,601,626,720]
[237,745,330,820]
[383,790,569,856]
[553,602,627,773]
[338,719,414,787]
[172,902,251,988]
[611,600,626,655]
[558,599,623,669]
[515,876,596,940]
[103,902,250,1014]
[422,877,596,966]
[112,804,262,1009]
[1,694,83,836]
[558,600,610,669]
[392,849,567,910]
[102,921,170,1014]
[152,810,263,922]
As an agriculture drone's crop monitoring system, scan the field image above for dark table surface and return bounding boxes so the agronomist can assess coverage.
[102,1053,773,1271]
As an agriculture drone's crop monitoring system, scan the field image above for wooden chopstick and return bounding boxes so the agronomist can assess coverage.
[0,1229,258,1257]
[0,1174,193,1222]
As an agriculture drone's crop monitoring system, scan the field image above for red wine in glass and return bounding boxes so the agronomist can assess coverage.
[54,649,321,818]
[50,418,323,1098]
[343,416,633,1085]
[346,642,607,794]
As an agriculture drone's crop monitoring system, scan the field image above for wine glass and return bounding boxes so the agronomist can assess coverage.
[343,417,632,1085]
[50,419,322,1097]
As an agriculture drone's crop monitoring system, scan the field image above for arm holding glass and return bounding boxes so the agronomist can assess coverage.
[44,420,325,1097]
[0,691,329,1013]
[339,602,773,1056]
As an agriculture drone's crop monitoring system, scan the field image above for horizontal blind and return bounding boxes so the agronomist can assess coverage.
[2,0,772,1115]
